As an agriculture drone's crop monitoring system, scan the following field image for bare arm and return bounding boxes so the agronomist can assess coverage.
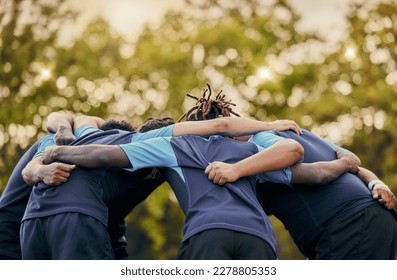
[205,139,304,185]
[172,117,302,137]
[46,112,106,145]
[336,152,396,209]
[73,115,105,131]
[46,112,76,145]
[42,144,130,168]
[22,157,76,186]
[290,151,360,184]
[356,167,396,209]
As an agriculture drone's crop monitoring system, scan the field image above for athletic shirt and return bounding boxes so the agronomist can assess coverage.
[119,135,292,255]
[0,139,42,259]
[22,125,174,227]
[250,129,376,258]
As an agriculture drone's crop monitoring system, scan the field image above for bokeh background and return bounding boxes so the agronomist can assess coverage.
[1,0,396,259]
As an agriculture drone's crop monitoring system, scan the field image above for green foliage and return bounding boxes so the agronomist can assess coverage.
[1,0,396,260]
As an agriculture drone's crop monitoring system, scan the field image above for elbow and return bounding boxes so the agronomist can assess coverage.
[287,140,304,163]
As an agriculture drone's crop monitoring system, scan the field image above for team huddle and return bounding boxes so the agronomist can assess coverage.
[1,85,396,260]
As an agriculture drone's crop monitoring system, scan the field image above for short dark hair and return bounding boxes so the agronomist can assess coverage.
[137,117,175,132]
[178,83,240,122]
[100,119,135,132]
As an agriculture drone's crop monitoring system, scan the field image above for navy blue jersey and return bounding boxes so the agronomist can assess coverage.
[0,139,42,259]
[251,130,376,258]
[120,135,292,254]
[23,125,173,226]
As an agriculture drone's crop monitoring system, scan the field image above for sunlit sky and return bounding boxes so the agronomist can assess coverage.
[62,0,371,45]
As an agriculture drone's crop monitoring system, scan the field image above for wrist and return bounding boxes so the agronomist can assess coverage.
[58,125,73,133]
[368,179,388,191]
[233,162,244,179]
[262,121,272,131]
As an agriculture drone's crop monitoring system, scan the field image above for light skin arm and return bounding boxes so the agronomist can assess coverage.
[355,167,396,209]
[46,112,76,145]
[22,157,76,186]
[336,151,396,209]
[72,115,105,131]
[172,117,302,137]
[46,112,106,145]
[205,146,360,186]
[205,139,304,185]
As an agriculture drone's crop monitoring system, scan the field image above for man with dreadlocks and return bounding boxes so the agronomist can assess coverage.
[32,84,361,259]
[194,85,397,260]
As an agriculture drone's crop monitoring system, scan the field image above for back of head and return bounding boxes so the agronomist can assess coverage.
[137,117,175,132]
[100,119,135,132]
[178,83,240,122]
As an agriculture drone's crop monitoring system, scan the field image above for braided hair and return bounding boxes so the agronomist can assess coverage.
[178,84,240,122]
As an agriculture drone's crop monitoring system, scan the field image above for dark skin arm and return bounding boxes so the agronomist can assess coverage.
[42,144,130,168]
[42,139,303,178]
[290,149,360,184]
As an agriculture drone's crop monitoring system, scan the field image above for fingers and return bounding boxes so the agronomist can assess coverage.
[291,122,303,135]
[372,189,397,209]
[285,120,302,135]
[205,162,226,185]
[59,163,76,173]
[44,163,76,186]
[208,169,224,185]
[212,172,224,185]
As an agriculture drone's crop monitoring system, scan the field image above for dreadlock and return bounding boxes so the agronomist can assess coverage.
[178,83,240,122]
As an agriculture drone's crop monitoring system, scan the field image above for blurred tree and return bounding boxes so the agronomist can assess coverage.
[1,0,76,189]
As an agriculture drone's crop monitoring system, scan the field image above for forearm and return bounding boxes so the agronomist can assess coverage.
[356,167,379,185]
[73,115,105,131]
[172,117,299,137]
[218,117,279,137]
[291,159,351,185]
[234,139,303,178]
[47,145,130,168]
[46,112,74,133]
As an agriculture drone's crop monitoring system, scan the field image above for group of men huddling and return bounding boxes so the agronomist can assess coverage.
[0,84,396,260]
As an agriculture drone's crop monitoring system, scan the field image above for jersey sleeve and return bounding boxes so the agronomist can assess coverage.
[33,134,55,158]
[249,130,284,148]
[130,125,174,142]
[119,137,178,171]
[254,144,292,185]
[250,131,296,183]
[74,125,99,138]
